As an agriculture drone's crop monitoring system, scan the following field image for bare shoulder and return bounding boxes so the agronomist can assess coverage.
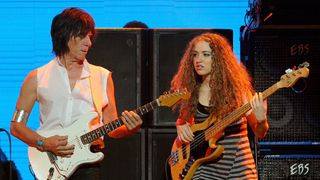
[16,69,38,110]
[20,69,38,93]
[24,69,37,85]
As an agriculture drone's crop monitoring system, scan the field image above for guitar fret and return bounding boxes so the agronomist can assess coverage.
[91,131,97,140]
[100,126,106,135]
[87,134,92,142]
[114,120,121,128]
[142,106,147,114]
[145,103,152,112]
[149,101,154,109]
[95,128,102,138]
[104,125,110,133]
[137,108,143,116]
[81,136,86,144]
[152,100,158,108]
[108,123,114,131]
[138,106,146,115]
[114,120,120,128]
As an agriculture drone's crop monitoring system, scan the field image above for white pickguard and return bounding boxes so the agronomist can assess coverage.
[28,112,104,180]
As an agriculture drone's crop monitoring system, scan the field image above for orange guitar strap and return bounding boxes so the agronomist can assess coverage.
[88,64,103,118]
[88,64,105,148]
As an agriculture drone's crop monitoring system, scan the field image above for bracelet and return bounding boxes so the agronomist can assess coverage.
[36,138,45,151]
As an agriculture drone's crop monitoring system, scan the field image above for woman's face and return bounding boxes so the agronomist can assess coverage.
[192,40,213,78]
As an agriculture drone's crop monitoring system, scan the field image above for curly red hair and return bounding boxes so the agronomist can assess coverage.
[171,32,254,121]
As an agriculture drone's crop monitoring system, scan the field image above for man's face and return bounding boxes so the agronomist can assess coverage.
[67,32,93,61]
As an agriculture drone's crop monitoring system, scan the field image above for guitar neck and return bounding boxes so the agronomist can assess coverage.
[205,82,281,139]
[81,99,160,144]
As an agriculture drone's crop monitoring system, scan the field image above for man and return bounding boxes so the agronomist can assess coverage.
[10,7,142,179]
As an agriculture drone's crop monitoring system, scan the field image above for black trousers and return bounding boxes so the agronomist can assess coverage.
[69,162,101,180]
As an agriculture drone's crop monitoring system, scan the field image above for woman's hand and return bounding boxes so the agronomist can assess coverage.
[250,92,267,123]
[176,123,194,143]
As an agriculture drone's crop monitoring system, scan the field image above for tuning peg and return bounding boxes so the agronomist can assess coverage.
[299,61,310,68]
[285,68,293,74]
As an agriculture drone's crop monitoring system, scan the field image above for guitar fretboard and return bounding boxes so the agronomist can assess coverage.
[81,99,160,144]
[203,82,279,142]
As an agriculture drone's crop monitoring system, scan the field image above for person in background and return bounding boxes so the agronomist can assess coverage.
[123,20,149,28]
[170,32,269,179]
[10,7,142,179]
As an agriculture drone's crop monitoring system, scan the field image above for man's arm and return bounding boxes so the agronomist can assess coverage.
[10,69,42,148]
[10,69,74,157]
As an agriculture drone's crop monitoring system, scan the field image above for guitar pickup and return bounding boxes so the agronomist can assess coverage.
[47,152,57,164]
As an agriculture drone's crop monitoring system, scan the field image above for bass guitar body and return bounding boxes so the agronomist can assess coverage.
[169,118,224,180]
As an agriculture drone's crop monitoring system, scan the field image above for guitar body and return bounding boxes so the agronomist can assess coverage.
[170,137,224,180]
[27,90,191,180]
[169,118,224,180]
[28,112,104,180]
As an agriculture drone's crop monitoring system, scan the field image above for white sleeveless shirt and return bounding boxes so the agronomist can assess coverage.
[36,58,110,131]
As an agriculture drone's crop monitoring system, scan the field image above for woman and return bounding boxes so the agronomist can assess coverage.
[170,32,269,179]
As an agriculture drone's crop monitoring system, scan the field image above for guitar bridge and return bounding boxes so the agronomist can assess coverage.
[170,151,179,166]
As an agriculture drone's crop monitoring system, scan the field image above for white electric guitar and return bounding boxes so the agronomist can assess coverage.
[28,90,190,180]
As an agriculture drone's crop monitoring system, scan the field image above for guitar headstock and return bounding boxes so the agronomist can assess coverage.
[159,89,191,107]
[278,62,310,88]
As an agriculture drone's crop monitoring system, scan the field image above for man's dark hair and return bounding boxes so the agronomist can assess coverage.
[51,7,96,56]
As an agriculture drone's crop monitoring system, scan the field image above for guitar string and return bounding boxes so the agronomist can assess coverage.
[172,83,277,160]
[176,102,250,158]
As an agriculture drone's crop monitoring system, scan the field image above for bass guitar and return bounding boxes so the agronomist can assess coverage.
[28,90,190,180]
[169,62,310,180]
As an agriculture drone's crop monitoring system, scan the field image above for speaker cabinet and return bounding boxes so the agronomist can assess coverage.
[101,129,145,180]
[259,0,320,25]
[87,28,148,118]
[241,27,320,144]
[150,29,233,127]
[147,128,177,180]
[257,153,320,179]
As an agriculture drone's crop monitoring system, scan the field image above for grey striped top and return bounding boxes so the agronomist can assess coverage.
[192,103,257,180]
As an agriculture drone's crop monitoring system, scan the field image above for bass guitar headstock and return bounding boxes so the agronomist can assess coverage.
[277,62,310,89]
